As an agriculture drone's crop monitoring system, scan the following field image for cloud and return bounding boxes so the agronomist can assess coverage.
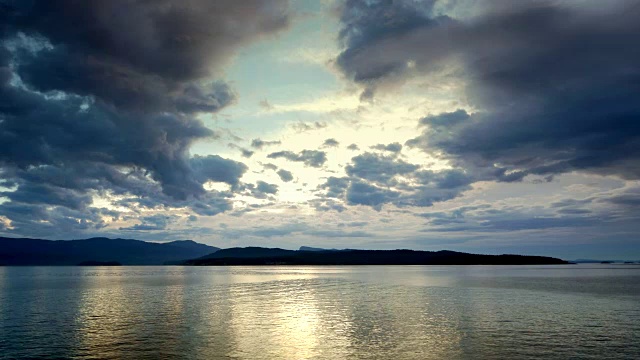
[319,177,351,198]
[215,221,373,240]
[267,150,327,168]
[291,121,328,133]
[417,202,600,233]
[346,152,417,184]
[304,229,373,238]
[8,0,290,113]
[346,181,401,209]
[317,153,474,210]
[0,181,92,211]
[0,1,291,237]
[336,0,444,97]
[259,99,274,110]
[228,143,254,158]
[120,214,176,231]
[0,201,116,238]
[318,176,400,210]
[551,198,594,209]
[239,181,279,200]
[190,155,248,189]
[322,138,340,148]
[600,186,640,208]
[0,81,230,201]
[371,142,402,153]
[217,222,307,238]
[256,181,279,195]
[347,143,360,151]
[251,138,282,149]
[339,221,369,228]
[338,1,640,181]
[186,193,235,216]
[276,169,294,182]
[262,163,279,171]
[309,198,347,213]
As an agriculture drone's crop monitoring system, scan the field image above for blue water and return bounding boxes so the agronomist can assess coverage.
[1,265,639,359]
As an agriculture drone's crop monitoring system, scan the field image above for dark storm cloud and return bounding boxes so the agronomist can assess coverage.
[0,81,226,200]
[0,160,237,237]
[276,169,294,182]
[267,150,327,168]
[338,1,640,181]
[16,47,237,114]
[0,45,9,81]
[0,0,292,236]
[0,200,116,238]
[336,0,442,96]
[189,155,248,188]
[0,182,92,211]
[6,0,290,113]
[251,138,282,149]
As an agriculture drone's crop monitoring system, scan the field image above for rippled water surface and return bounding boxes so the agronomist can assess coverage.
[1,265,639,359]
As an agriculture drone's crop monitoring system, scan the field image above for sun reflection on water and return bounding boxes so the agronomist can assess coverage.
[3,266,636,359]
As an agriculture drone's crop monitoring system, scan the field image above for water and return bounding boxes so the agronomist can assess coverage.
[1,265,639,359]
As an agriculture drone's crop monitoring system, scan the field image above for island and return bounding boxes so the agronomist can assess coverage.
[0,237,219,266]
[184,247,569,266]
[0,237,570,266]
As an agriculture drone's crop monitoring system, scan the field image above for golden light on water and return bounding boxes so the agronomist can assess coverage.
[3,266,639,359]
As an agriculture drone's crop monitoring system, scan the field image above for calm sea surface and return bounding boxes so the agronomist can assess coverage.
[1,265,639,359]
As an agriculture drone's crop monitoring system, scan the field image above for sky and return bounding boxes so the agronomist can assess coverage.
[0,0,639,259]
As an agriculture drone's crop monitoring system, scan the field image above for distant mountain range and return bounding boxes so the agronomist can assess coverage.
[0,237,219,265]
[186,246,569,266]
[0,237,570,266]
